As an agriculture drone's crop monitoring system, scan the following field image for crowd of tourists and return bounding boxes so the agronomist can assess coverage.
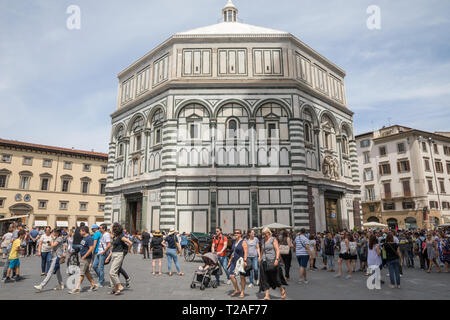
[1,222,449,298]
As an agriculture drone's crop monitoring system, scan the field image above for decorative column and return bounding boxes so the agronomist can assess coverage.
[159,119,178,231]
[307,186,316,233]
[104,141,116,227]
[289,118,309,230]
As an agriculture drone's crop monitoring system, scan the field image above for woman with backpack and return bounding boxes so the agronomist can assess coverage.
[164,228,184,276]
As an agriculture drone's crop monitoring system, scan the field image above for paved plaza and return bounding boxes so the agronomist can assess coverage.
[0,254,448,300]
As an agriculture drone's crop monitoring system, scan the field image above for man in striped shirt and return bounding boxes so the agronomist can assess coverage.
[295,228,312,284]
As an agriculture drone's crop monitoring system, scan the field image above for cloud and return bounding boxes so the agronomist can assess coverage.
[0,0,449,152]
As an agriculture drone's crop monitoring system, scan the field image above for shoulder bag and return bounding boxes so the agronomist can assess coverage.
[263,238,277,272]
[279,238,290,255]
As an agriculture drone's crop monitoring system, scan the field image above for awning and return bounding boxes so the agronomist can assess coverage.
[56,221,69,227]
[34,220,48,227]
[0,215,29,222]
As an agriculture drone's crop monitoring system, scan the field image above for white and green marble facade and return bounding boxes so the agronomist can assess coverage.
[105,2,361,233]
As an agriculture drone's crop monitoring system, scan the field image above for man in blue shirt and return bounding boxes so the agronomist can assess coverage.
[27,227,40,257]
[69,226,97,294]
[90,225,101,269]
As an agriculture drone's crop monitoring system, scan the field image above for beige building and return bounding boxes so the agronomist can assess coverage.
[0,138,108,230]
[356,125,450,230]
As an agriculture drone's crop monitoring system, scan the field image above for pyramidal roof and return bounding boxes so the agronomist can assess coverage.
[175,21,290,36]
[175,0,289,37]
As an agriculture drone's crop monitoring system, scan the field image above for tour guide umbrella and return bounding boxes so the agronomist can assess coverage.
[362,222,388,228]
[254,222,294,230]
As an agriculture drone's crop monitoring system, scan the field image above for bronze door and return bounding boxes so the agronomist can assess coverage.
[325,198,340,233]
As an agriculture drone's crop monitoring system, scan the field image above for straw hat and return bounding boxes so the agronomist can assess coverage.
[168,228,177,235]
[153,230,162,237]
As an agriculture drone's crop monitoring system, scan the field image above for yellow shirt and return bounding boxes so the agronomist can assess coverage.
[9,239,21,260]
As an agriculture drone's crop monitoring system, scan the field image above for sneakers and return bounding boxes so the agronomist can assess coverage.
[53,284,64,291]
[34,285,43,291]
[68,288,80,294]
[4,277,15,283]
[345,275,352,280]
[125,278,131,288]
[334,274,341,278]
[88,284,98,292]
[248,283,254,288]
[226,279,231,285]
[297,279,308,284]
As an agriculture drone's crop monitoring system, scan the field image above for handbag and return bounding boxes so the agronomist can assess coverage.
[279,244,290,255]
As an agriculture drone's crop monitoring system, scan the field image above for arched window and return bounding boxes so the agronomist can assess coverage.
[387,218,398,230]
[255,103,289,141]
[177,103,210,142]
[130,116,144,152]
[114,125,125,158]
[216,103,249,141]
[342,135,349,156]
[321,114,336,151]
[227,119,238,139]
[303,109,314,145]
[367,216,380,223]
[151,109,164,145]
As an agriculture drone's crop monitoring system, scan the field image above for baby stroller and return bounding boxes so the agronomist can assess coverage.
[190,252,222,290]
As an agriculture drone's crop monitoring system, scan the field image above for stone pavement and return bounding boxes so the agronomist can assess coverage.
[0,254,448,300]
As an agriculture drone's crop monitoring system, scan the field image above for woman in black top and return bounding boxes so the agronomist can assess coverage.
[384,233,402,288]
[151,230,164,275]
[106,223,132,295]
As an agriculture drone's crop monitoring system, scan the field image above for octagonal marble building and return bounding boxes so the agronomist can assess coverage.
[105,1,361,234]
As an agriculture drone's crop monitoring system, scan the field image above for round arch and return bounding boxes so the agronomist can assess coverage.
[126,112,146,135]
[214,99,252,119]
[174,100,213,119]
[319,110,340,135]
[386,218,398,229]
[111,123,126,142]
[147,105,166,126]
[299,104,319,127]
[252,99,293,119]
[341,122,354,140]
[367,216,380,223]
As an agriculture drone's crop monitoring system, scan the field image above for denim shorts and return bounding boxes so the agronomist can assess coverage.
[297,255,309,268]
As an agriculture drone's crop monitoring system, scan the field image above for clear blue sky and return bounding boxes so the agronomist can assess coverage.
[1,0,449,153]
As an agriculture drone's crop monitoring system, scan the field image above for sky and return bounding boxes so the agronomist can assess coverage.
[1,0,449,153]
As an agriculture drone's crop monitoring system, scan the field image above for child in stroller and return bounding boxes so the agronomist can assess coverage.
[190,252,222,290]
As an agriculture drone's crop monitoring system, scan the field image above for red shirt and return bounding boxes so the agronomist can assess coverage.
[213,235,228,257]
